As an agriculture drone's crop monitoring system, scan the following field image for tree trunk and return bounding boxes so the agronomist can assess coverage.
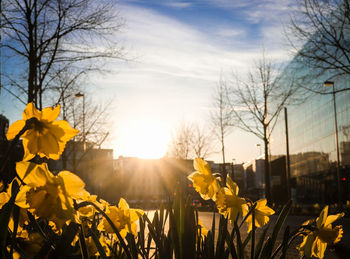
[263,132,271,203]
[221,126,226,175]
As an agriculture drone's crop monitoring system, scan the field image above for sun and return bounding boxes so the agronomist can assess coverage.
[117,119,171,159]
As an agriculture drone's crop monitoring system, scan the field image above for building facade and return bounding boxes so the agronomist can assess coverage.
[270,71,350,204]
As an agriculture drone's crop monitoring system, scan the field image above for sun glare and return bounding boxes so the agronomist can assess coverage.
[118,119,171,159]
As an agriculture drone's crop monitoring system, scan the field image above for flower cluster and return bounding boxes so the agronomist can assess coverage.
[1,103,144,257]
[187,158,345,259]
[188,158,275,233]
[298,206,344,258]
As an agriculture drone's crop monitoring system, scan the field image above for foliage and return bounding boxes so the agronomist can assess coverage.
[0,103,345,258]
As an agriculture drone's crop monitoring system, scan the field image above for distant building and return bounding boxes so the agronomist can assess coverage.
[243,157,265,200]
[270,61,350,204]
[113,157,193,207]
[49,141,115,201]
[211,162,245,191]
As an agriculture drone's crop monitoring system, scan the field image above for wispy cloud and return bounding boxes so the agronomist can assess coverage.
[96,1,293,162]
[163,1,192,8]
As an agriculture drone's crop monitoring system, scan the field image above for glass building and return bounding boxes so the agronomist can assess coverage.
[270,69,350,204]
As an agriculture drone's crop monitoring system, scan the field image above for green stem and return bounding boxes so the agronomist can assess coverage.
[251,208,255,259]
[75,201,132,259]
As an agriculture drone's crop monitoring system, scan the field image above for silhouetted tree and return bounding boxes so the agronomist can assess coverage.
[226,54,295,202]
[286,0,350,92]
[211,77,232,167]
[1,0,124,107]
[168,121,213,160]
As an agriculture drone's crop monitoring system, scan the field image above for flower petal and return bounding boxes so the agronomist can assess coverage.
[226,175,239,196]
[6,120,26,140]
[317,206,328,228]
[58,171,86,199]
[41,105,60,122]
[324,213,345,227]
[118,198,129,210]
[0,192,10,209]
[194,158,211,175]
[16,162,50,186]
[15,185,31,208]
[23,103,41,120]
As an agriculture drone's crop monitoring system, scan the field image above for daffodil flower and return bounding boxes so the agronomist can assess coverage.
[187,158,220,201]
[0,192,10,209]
[15,161,86,230]
[198,219,208,238]
[6,102,78,161]
[245,198,274,232]
[84,236,112,257]
[97,198,144,238]
[215,175,247,224]
[297,206,344,258]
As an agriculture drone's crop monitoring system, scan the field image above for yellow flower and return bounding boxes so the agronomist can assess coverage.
[85,236,112,257]
[187,158,220,201]
[97,198,144,238]
[198,219,208,238]
[77,193,100,219]
[15,232,44,258]
[297,206,344,258]
[245,199,275,232]
[6,102,78,161]
[0,192,10,209]
[16,161,86,230]
[215,175,247,224]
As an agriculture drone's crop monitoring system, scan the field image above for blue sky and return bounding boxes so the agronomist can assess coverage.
[1,0,297,163]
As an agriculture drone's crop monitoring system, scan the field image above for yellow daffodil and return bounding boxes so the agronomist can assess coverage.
[15,161,86,230]
[0,192,10,209]
[97,198,144,238]
[77,193,100,219]
[297,206,344,258]
[198,219,208,238]
[6,102,78,161]
[14,232,44,258]
[187,158,220,201]
[215,175,247,224]
[0,178,23,209]
[245,199,275,232]
[85,236,112,257]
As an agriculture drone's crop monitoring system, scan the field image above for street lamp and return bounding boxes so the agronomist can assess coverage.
[75,92,85,151]
[323,80,342,206]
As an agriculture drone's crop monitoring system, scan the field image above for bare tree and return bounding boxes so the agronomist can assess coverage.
[286,0,350,92]
[191,124,214,159]
[1,0,124,108]
[227,55,295,202]
[211,77,232,166]
[168,121,194,160]
[46,70,111,171]
[168,121,213,160]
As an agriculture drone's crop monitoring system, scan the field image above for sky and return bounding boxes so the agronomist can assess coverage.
[0,0,297,163]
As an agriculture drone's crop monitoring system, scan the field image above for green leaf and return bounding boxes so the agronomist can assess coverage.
[225,228,238,259]
[280,226,290,259]
[234,220,244,259]
[254,223,270,259]
[0,180,19,257]
[78,228,89,259]
[89,228,107,259]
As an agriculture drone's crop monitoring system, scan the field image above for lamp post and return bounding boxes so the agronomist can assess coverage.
[323,80,342,206]
[75,92,85,150]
